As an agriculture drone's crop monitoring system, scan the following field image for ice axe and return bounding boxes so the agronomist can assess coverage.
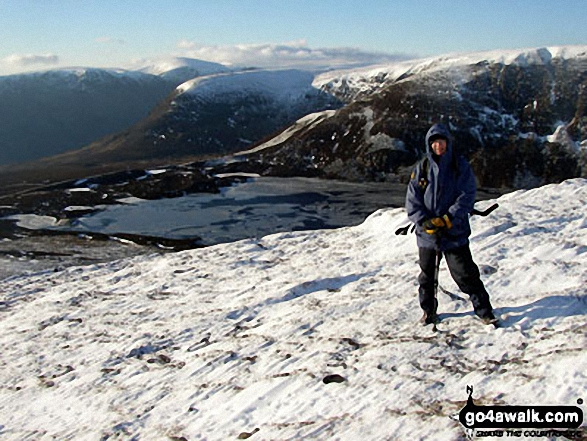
[395,203,499,236]
[399,203,499,308]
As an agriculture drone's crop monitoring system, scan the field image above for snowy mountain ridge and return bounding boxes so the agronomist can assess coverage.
[1,66,140,81]
[177,69,323,102]
[136,57,230,85]
[2,44,586,188]
[314,45,587,101]
[137,57,228,76]
[120,68,342,164]
[0,67,166,93]
[1,178,585,439]
[234,44,587,187]
[0,58,229,83]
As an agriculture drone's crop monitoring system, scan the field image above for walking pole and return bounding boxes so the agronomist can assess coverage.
[434,249,442,302]
[432,235,442,329]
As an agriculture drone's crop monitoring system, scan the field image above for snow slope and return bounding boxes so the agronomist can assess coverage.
[0,179,586,440]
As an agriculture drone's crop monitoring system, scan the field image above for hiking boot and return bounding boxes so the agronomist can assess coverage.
[420,311,439,326]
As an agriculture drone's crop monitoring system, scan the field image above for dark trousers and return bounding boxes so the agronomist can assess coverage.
[418,245,493,318]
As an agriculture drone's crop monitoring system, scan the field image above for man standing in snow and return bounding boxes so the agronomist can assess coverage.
[405,123,497,325]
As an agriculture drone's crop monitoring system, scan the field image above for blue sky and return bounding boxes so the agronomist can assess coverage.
[0,0,585,75]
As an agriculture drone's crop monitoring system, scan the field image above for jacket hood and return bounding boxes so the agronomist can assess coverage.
[425,123,452,155]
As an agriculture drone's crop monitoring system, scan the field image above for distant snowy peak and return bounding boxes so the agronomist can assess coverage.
[0,57,230,86]
[315,45,587,101]
[0,67,160,88]
[177,69,322,102]
[136,57,230,85]
[138,56,229,76]
[51,67,149,78]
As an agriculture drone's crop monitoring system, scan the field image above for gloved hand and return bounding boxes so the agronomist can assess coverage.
[422,214,453,235]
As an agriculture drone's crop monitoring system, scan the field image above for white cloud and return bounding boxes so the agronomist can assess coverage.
[175,40,413,70]
[3,53,60,67]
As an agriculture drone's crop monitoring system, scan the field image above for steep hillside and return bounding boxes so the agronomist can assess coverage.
[0,58,232,168]
[0,69,342,191]
[0,69,176,165]
[54,69,341,164]
[234,46,587,188]
[165,70,342,155]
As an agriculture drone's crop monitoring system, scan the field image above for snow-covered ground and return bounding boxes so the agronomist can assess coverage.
[0,179,585,440]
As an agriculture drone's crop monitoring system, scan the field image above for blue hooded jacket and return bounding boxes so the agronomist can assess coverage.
[405,123,476,250]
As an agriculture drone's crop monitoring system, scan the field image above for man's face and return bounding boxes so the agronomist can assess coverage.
[431,138,447,156]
